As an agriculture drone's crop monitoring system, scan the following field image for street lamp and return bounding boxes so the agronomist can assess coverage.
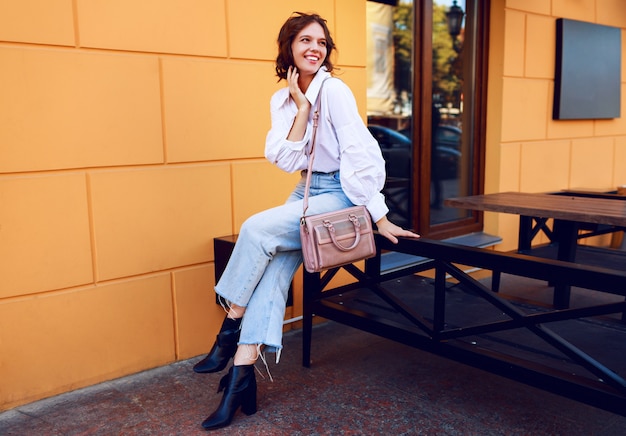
[446,0,465,53]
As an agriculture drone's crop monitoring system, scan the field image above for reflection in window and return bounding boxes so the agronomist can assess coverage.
[375,38,387,74]
[366,0,413,229]
[366,0,476,233]
[431,0,473,227]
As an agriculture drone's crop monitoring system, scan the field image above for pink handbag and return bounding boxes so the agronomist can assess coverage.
[299,88,376,273]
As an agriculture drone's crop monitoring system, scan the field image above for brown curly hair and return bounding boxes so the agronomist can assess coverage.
[275,12,336,81]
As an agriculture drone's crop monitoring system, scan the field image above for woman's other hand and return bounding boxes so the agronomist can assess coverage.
[375,216,420,244]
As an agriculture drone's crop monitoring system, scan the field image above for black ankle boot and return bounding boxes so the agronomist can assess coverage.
[193,317,242,373]
[201,365,257,430]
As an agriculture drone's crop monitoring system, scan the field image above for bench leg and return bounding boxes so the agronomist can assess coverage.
[491,270,501,292]
[302,271,320,368]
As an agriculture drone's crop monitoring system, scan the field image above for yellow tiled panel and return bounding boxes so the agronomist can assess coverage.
[335,0,366,67]
[173,265,225,360]
[594,86,626,137]
[499,142,521,192]
[552,0,595,22]
[0,174,93,298]
[519,140,570,192]
[570,137,614,189]
[0,0,74,46]
[525,15,554,79]
[227,0,335,61]
[77,0,226,56]
[501,78,550,142]
[493,213,519,252]
[505,0,550,15]
[596,0,626,28]
[231,160,301,230]
[90,165,232,281]
[0,275,174,410]
[615,136,626,187]
[503,10,525,77]
[0,47,163,173]
[162,58,282,163]
[547,118,594,139]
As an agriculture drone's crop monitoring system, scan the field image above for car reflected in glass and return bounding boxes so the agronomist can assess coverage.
[367,124,460,180]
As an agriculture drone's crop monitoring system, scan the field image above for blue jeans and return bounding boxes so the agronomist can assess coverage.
[214,171,353,359]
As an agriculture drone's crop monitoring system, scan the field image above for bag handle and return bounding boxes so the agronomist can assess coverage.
[302,78,329,218]
[324,214,362,251]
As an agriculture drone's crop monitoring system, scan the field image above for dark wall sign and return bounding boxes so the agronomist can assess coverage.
[553,18,621,120]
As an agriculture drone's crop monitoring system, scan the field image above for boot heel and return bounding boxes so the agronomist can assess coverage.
[201,364,257,430]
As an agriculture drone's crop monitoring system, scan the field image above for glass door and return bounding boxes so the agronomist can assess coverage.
[366,0,488,237]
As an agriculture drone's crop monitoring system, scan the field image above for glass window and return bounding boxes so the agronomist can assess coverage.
[366,0,487,237]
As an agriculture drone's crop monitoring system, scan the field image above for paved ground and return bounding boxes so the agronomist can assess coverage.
[2,315,626,435]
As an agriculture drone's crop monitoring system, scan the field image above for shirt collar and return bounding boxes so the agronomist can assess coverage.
[304,66,331,106]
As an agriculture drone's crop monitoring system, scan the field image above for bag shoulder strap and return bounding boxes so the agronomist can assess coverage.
[302,78,330,217]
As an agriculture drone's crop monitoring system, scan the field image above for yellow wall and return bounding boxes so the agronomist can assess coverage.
[0,0,367,410]
[485,0,626,250]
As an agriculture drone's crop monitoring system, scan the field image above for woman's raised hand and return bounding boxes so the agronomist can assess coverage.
[287,66,309,111]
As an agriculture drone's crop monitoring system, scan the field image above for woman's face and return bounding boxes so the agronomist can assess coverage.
[290,22,328,79]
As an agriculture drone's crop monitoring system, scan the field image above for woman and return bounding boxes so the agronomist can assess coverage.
[194,12,419,430]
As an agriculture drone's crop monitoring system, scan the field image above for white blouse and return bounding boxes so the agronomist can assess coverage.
[265,67,389,222]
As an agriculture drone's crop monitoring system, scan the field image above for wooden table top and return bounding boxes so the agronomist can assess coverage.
[444,191,626,227]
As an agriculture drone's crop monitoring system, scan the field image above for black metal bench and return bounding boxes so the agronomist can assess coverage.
[301,234,626,416]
